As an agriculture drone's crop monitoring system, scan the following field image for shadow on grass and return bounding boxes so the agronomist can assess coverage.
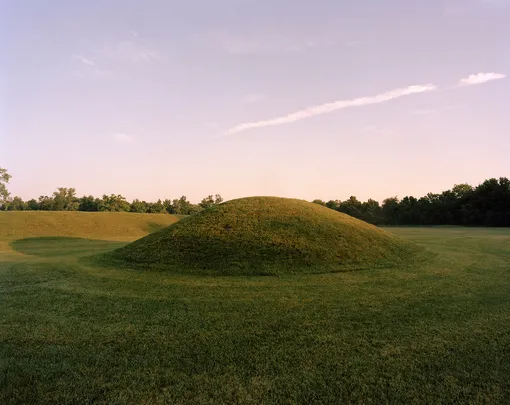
[10,237,127,258]
[145,221,170,233]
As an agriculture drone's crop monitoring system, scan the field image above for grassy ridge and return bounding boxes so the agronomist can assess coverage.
[0,223,509,403]
[0,211,181,259]
[109,197,424,275]
[0,211,181,241]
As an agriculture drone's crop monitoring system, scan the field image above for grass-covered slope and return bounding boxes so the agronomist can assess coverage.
[110,197,423,275]
[0,211,181,257]
[0,211,180,241]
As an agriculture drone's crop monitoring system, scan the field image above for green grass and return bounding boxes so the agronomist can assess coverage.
[1,212,510,404]
[107,197,424,275]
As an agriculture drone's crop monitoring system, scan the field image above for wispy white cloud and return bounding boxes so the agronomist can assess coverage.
[225,84,437,135]
[112,133,135,144]
[72,54,95,66]
[459,72,506,86]
[71,54,110,79]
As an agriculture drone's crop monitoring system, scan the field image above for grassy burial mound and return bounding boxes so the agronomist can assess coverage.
[109,197,423,275]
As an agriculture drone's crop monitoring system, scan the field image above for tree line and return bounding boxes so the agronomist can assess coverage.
[1,168,509,226]
[312,178,510,227]
[1,187,223,215]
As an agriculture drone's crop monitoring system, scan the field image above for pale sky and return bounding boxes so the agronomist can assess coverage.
[2,0,509,203]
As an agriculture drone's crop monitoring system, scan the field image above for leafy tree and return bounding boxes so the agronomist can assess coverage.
[147,199,166,214]
[326,200,341,210]
[26,199,39,210]
[79,195,100,212]
[312,199,326,206]
[0,167,12,207]
[381,197,400,225]
[170,196,200,215]
[38,195,56,211]
[199,195,215,210]
[199,194,224,210]
[130,199,148,213]
[6,196,27,211]
[360,199,382,225]
[99,194,130,212]
[215,194,224,205]
[338,196,363,218]
[468,177,510,226]
[398,196,421,225]
[452,183,474,199]
[53,188,79,211]
[163,199,174,214]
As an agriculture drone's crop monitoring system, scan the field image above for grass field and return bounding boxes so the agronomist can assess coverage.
[1,212,509,404]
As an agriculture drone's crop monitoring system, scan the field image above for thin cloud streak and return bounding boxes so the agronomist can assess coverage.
[72,54,95,66]
[459,72,506,86]
[225,84,437,135]
[71,53,111,79]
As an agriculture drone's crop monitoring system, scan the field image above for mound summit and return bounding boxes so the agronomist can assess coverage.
[108,197,422,275]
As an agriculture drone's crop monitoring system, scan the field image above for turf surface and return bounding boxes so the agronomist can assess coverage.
[109,197,423,275]
[1,212,509,404]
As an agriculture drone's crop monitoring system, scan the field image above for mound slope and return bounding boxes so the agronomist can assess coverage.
[0,211,180,242]
[108,197,422,275]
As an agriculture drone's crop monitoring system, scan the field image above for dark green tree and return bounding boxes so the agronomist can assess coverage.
[326,200,341,210]
[79,195,100,212]
[26,199,39,210]
[147,200,166,214]
[338,196,363,218]
[6,196,27,210]
[360,199,382,224]
[130,199,148,213]
[381,197,400,225]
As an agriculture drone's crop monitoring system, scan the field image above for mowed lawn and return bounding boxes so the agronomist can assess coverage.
[1,213,509,404]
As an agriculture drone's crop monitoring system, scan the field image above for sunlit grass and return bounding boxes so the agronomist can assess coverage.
[1,212,509,404]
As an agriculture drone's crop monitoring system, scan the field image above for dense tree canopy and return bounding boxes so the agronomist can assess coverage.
[318,178,510,227]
